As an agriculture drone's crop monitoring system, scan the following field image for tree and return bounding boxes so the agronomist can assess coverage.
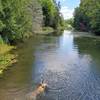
[0,0,32,43]
[73,0,100,35]
[39,0,64,29]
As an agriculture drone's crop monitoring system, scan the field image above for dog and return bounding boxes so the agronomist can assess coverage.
[28,82,48,100]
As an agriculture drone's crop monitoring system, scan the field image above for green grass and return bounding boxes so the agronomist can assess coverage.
[0,35,4,44]
[0,43,17,74]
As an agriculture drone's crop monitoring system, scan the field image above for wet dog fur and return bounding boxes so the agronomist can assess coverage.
[28,82,48,100]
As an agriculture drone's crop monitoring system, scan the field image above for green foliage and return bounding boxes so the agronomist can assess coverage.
[0,44,16,74]
[65,18,73,25]
[64,18,74,30]
[64,18,74,29]
[39,0,64,29]
[74,0,100,35]
[0,0,32,43]
[0,35,4,44]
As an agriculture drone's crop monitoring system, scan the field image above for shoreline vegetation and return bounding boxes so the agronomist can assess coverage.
[0,43,17,75]
[0,36,18,75]
[35,27,64,35]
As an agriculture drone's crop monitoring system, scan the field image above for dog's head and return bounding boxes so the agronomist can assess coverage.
[38,83,47,89]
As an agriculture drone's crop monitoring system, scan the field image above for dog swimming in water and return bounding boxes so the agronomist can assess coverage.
[28,81,48,100]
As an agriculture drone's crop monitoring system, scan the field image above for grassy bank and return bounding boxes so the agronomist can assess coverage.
[34,27,54,35]
[35,27,64,35]
[0,43,17,75]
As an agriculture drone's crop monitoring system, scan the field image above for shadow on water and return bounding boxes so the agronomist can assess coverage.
[74,37,100,71]
[0,30,100,100]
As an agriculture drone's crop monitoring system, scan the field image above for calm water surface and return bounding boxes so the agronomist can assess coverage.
[0,30,100,100]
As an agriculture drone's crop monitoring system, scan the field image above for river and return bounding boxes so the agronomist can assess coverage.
[0,30,100,100]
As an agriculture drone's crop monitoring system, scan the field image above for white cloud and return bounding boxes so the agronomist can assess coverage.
[60,7,74,20]
[59,0,66,1]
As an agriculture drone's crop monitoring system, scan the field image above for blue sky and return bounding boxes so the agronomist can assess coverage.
[57,0,80,19]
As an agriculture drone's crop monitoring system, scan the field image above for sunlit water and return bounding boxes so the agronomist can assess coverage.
[0,30,100,100]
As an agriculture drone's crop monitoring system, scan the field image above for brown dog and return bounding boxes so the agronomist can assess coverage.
[28,83,48,100]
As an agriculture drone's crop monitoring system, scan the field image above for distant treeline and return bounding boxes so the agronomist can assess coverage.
[0,0,64,44]
[64,18,73,30]
[73,0,100,35]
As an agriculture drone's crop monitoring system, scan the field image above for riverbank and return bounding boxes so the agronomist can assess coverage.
[0,44,17,75]
[34,27,64,35]
[34,27,54,35]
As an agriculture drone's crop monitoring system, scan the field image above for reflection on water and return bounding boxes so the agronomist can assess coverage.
[0,30,100,100]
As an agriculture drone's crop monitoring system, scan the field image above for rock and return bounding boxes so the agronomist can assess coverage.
[29,0,43,33]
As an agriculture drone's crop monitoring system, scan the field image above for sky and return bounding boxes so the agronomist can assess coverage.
[57,0,80,20]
